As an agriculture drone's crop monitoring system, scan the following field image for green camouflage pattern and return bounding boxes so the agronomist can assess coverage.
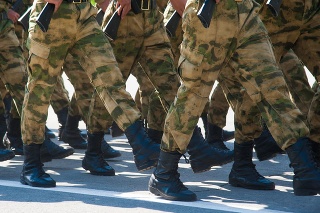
[207,84,230,127]
[163,1,229,129]
[22,1,140,144]
[132,64,166,131]
[0,17,28,119]
[279,50,314,117]
[162,0,309,153]
[258,0,320,143]
[98,1,180,132]
[50,75,70,113]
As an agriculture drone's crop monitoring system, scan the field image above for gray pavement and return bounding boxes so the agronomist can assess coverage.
[0,75,319,212]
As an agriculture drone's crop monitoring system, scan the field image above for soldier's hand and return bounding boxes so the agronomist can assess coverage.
[97,0,110,12]
[45,0,63,12]
[170,0,187,17]
[7,9,20,24]
[116,0,131,19]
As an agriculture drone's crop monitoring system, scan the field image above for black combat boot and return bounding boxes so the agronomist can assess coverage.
[20,143,56,187]
[45,126,56,138]
[0,149,15,162]
[147,128,163,144]
[311,141,320,167]
[148,150,197,201]
[207,122,230,150]
[254,122,284,161]
[286,137,320,196]
[82,132,115,176]
[187,126,234,173]
[223,129,235,142]
[124,120,160,171]
[110,121,124,137]
[229,141,275,190]
[101,138,121,159]
[61,115,87,149]
[3,114,23,155]
[40,135,74,163]
[56,107,68,141]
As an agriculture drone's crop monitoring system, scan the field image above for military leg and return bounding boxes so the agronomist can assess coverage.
[0,88,14,161]
[207,84,234,150]
[49,75,70,139]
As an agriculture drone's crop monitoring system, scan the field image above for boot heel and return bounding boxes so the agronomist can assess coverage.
[294,188,318,196]
[148,186,161,196]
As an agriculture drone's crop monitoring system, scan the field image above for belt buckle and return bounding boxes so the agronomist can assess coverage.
[141,0,150,11]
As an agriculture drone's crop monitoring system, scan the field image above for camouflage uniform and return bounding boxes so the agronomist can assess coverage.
[22,1,141,145]
[0,0,28,118]
[162,0,309,153]
[94,0,180,133]
[163,1,230,130]
[257,0,320,143]
[229,0,316,145]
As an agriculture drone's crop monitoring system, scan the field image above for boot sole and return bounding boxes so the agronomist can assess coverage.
[229,179,275,190]
[135,159,157,172]
[103,152,122,159]
[294,188,320,196]
[191,157,234,173]
[51,149,75,159]
[20,178,56,188]
[149,185,197,201]
[257,152,278,161]
[0,152,15,162]
[82,165,116,176]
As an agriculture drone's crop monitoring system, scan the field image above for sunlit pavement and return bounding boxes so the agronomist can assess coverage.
[0,75,318,213]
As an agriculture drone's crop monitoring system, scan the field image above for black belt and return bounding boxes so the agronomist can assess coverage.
[64,0,88,3]
[137,0,157,10]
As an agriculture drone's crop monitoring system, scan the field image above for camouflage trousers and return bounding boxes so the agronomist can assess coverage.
[91,1,180,132]
[0,20,28,119]
[162,0,309,153]
[259,0,320,143]
[132,64,166,131]
[22,2,140,144]
[163,1,230,129]
[15,22,70,116]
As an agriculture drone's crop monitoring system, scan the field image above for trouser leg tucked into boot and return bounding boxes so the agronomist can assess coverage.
[286,137,320,196]
[229,141,275,190]
[254,122,284,161]
[207,122,230,150]
[125,120,160,171]
[20,144,56,187]
[3,114,23,155]
[101,138,121,159]
[188,126,234,173]
[110,121,124,137]
[56,107,68,141]
[45,125,56,139]
[61,115,87,149]
[147,128,163,145]
[148,150,197,201]
[82,132,115,176]
[40,135,74,163]
[0,148,15,162]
